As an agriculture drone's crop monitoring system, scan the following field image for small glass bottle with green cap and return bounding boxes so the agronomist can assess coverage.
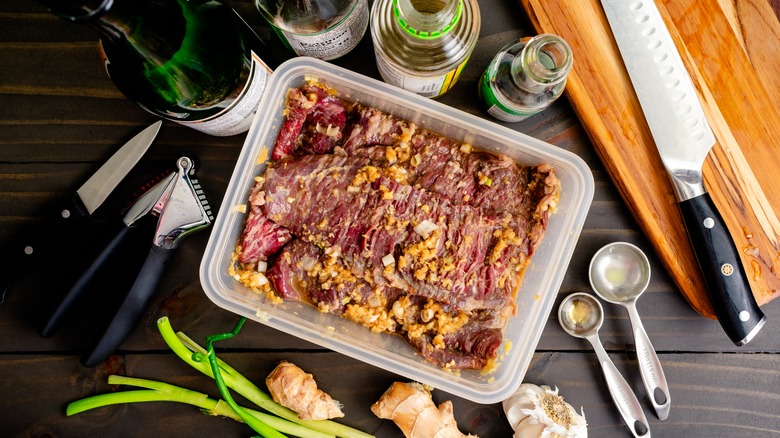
[479,34,573,122]
[370,0,480,98]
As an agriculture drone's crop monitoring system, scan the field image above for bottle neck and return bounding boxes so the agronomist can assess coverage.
[393,0,462,40]
[38,0,113,22]
[511,34,573,86]
[40,0,189,66]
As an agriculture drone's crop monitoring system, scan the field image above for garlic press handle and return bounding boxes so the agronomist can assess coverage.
[82,244,174,367]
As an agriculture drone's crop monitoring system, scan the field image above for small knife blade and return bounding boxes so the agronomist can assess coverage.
[1,121,162,296]
[599,0,766,346]
[74,120,163,217]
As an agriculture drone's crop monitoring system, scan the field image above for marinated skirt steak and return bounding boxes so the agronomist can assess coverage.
[232,82,561,370]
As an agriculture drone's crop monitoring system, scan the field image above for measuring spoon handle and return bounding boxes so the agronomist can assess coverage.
[627,304,671,420]
[588,333,651,437]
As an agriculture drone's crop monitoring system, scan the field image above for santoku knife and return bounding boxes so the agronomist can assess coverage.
[1,120,162,296]
[599,0,765,345]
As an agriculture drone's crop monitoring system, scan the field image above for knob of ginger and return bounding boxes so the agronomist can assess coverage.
[266,361,344,420]
[371,381,477,438]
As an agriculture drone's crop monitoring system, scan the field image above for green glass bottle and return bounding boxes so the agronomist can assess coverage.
[39,0,277,136]
[479,34,573,122]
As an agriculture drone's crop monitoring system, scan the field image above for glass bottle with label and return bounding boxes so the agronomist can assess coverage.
[370,0,480,98]
[255,0,369,61]
[479,34,573,122]
[38,0,277,137]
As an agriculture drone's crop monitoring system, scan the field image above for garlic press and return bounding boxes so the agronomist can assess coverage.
[83,156,213,367]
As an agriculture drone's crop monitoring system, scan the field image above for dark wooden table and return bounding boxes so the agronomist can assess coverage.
[2,1,779,437]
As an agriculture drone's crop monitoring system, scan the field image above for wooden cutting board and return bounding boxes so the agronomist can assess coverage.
[517,0,780,318]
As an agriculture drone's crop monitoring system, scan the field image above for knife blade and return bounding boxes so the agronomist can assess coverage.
[1,120,162,296]
[599,0,766,345]
[75,121,162,216]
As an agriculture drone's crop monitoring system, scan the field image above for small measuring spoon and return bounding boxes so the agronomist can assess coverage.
[589,242,670,420]
[559,292,651,437]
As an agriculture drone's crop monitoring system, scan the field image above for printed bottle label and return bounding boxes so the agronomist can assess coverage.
[179,52,272,136]
[478,71,534,122]
[375,52,469,98]
[278,0,369,61]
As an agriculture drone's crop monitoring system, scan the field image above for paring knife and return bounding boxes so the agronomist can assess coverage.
[599,0,766,345]
[1,120,162,295]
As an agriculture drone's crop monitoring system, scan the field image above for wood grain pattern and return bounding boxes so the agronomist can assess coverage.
[3,1,780,436]
[714,0,780,105]
[518,0,780,318]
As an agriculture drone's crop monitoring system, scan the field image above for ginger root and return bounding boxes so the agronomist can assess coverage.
[371,381,477,438]
[266,361,344,420]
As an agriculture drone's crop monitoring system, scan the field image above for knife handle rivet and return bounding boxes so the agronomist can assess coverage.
[721,263,734,276]
[703,217,715,228]
[739,311,750,322]
[61,209,71,219]
[24,246,33,255]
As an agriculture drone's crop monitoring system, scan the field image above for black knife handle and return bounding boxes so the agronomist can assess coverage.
[680,193,766,345]
[60,193,91,223]
[39,220,135,338]
[1,194,91,295]
[82,245,174,367]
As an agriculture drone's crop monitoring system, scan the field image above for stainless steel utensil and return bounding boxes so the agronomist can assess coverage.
[83,156,213,367]
[600,0,765,345]
[590,242,670,420]
[559,292,651,437]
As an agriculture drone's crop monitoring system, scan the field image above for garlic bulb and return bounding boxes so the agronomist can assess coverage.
[503,384,587,438]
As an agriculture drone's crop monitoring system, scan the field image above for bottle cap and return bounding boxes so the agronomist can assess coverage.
[392,0,462,40]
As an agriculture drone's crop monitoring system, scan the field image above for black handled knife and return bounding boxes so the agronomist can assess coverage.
[1,120,162,297]
[600,0,766,345]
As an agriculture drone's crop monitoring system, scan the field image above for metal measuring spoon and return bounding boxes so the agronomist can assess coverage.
[589,242,671,420]
[559,292,651,437]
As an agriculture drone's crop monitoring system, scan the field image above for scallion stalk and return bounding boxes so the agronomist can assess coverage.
[66,375,335,438]
[156,316,374,438]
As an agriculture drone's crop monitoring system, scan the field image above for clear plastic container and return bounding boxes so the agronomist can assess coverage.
[200,57,594,404]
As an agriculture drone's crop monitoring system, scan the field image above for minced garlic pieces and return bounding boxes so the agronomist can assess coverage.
[229,246,274,299]
[350,165,381,189]
[308,255,356,291]
[403,299,469,340]
[489,227,522,264]
[344,304,396,333]
[399,123,416,143]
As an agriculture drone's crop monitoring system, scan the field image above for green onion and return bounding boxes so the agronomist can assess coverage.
[66,376,334,438]
[65,317,374,438]
[195,317,284,438]
[157,316,374,438]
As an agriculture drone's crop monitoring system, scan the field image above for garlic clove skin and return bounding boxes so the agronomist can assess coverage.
[513,416,553,438]
[502,383,587,438]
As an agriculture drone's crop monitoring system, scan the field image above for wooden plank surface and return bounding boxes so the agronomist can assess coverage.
[1,0,779,437]
[517,0,780,319]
